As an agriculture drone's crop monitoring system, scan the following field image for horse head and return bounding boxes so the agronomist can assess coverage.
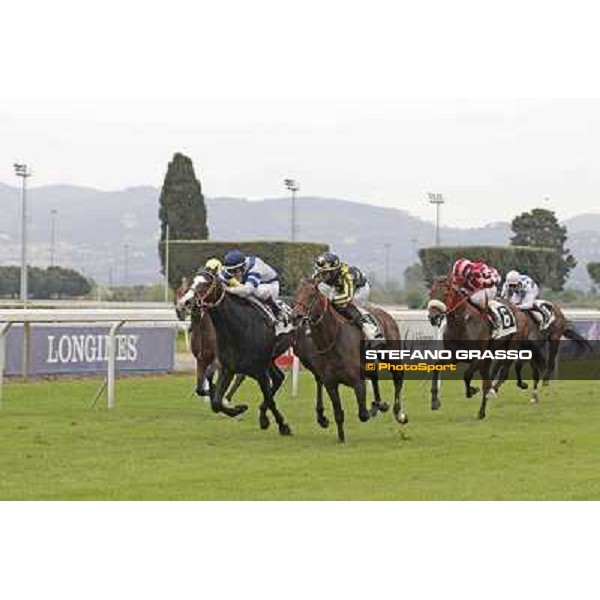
[292,277,327,326]
[430,273,464,314]
[192,269,225,309]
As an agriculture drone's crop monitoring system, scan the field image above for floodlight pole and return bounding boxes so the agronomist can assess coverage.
[50,209,57,267]
[284,178,300,242]
[14,163,32,307]
[428,192,445,246]
[164,224,170,304]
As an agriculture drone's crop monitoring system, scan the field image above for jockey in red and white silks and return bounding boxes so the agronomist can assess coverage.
[451,258,501,328]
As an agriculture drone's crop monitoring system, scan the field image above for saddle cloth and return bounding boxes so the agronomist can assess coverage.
[357,305,384,338]
[533,299,555,330]
[246,296,294,336]
[489,300,517,339]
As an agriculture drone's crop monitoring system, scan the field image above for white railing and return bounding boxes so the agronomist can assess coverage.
[2,307,599,410]
[0,309,179,409]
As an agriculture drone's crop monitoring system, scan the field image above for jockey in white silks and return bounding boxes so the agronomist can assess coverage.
[501,270,551,327]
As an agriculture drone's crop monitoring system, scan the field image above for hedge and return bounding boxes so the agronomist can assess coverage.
[159,240,329,295]
[0,266,92,299]
[418,245,562,288]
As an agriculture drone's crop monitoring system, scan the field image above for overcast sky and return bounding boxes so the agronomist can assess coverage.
[2,2,600,229]
[2,98,600,227]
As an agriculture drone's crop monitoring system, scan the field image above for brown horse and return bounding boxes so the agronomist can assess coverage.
[509,304,591,387]
[428,274,543,419]
[175,282,244,403]
[291,278,406,443]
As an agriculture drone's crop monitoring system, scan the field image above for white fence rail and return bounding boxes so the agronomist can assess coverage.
[2,307,599,409]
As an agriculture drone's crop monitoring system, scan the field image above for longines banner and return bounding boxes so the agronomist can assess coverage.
[4,325,175,375]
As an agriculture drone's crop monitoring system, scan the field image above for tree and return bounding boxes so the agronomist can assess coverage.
[587,262,600,290]
[510,208,576,290]
[158,153,208,277]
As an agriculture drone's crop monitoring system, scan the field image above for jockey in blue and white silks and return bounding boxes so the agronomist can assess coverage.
[220,249,281,312]
[500,271,539,309]
[501,270,551,327]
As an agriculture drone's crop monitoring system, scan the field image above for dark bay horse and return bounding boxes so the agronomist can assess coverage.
[192,269,294,435]
[292,278,406,443]
[428,274,543,419]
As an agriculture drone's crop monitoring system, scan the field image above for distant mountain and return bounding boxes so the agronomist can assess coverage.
[0,183,597,289]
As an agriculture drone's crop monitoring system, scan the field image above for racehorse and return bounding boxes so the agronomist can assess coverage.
[175,282,244,403]
[428,274,545,419]
[191,269,294,435]
[502,304,591,388]
[291,278,406,443]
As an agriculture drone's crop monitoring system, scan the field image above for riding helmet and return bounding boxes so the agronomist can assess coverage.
[314,252,341,273]
[223,250,246,272]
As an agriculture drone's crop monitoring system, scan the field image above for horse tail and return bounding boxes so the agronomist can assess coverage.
[562,326,593,353]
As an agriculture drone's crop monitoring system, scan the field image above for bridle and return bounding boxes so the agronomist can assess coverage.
[432,274,471,317]
[294,282,342,354]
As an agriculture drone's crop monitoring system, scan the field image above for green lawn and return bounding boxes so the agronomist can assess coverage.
[0,372,598,500]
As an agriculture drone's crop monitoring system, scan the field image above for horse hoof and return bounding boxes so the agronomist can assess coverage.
[358,411,370,423]
[231,405,248,417]
[317,415,329,429]
[478,412,486,420]
[530,394,539,404]
[517,382,529,390]
[279,424,292,436]
[379,402,390,413]
[487,389,497,399]
[431,400,441,411]
[259,414,270,430]
[542,380,550,387]
[397,413,408,425]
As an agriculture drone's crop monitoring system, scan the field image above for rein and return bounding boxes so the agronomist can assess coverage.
[296,285,343,355]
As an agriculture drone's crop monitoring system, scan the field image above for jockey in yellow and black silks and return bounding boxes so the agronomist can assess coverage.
[313,252,381,341]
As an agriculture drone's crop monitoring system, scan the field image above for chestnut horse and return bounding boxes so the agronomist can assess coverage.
[292,278,406,443]
[428,274,544,419]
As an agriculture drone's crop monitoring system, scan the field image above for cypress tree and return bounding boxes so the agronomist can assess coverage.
[158,153,208,274]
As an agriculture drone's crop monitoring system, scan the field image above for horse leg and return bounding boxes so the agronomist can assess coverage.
[325,382,346,443]
[354,380,370,423]
[515,360,529,389]
[544,337,559,386]
[491,360,512,395]
[478,360,493,420]
[315,378,329,428]
[195,358,210,397]
[392,370,408,424]
[225,374,245,403]
[464,361,481,398]
[258,372,292,436]
[212,368,248,418]
[431,369,442,411]
[267,363,285,397]
[369,375,389,417]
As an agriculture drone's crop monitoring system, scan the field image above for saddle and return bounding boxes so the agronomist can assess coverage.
[488,300,518,339]
[246,296,294,336]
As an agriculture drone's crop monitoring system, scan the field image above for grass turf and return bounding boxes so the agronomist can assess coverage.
[0,372,598,500]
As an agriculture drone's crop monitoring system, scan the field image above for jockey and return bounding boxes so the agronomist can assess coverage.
[313,252,381,341]
[451,258,502,331]
[501,270,550,326]
[204,257,222,275]
[220,249,281,317]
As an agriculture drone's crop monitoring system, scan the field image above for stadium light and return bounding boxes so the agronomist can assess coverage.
[13,163,32,306]
[284,178,300,242]
[428,192,445,246]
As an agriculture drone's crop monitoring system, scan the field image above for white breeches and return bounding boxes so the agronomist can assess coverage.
[353,283,370,307]
[252,281,280,302]
[516,291,537,310]
[469,286,497,310]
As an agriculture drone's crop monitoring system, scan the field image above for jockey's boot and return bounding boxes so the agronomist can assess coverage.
[265,297,281,320]
[485,306,501,336]
[339,304,384,344]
